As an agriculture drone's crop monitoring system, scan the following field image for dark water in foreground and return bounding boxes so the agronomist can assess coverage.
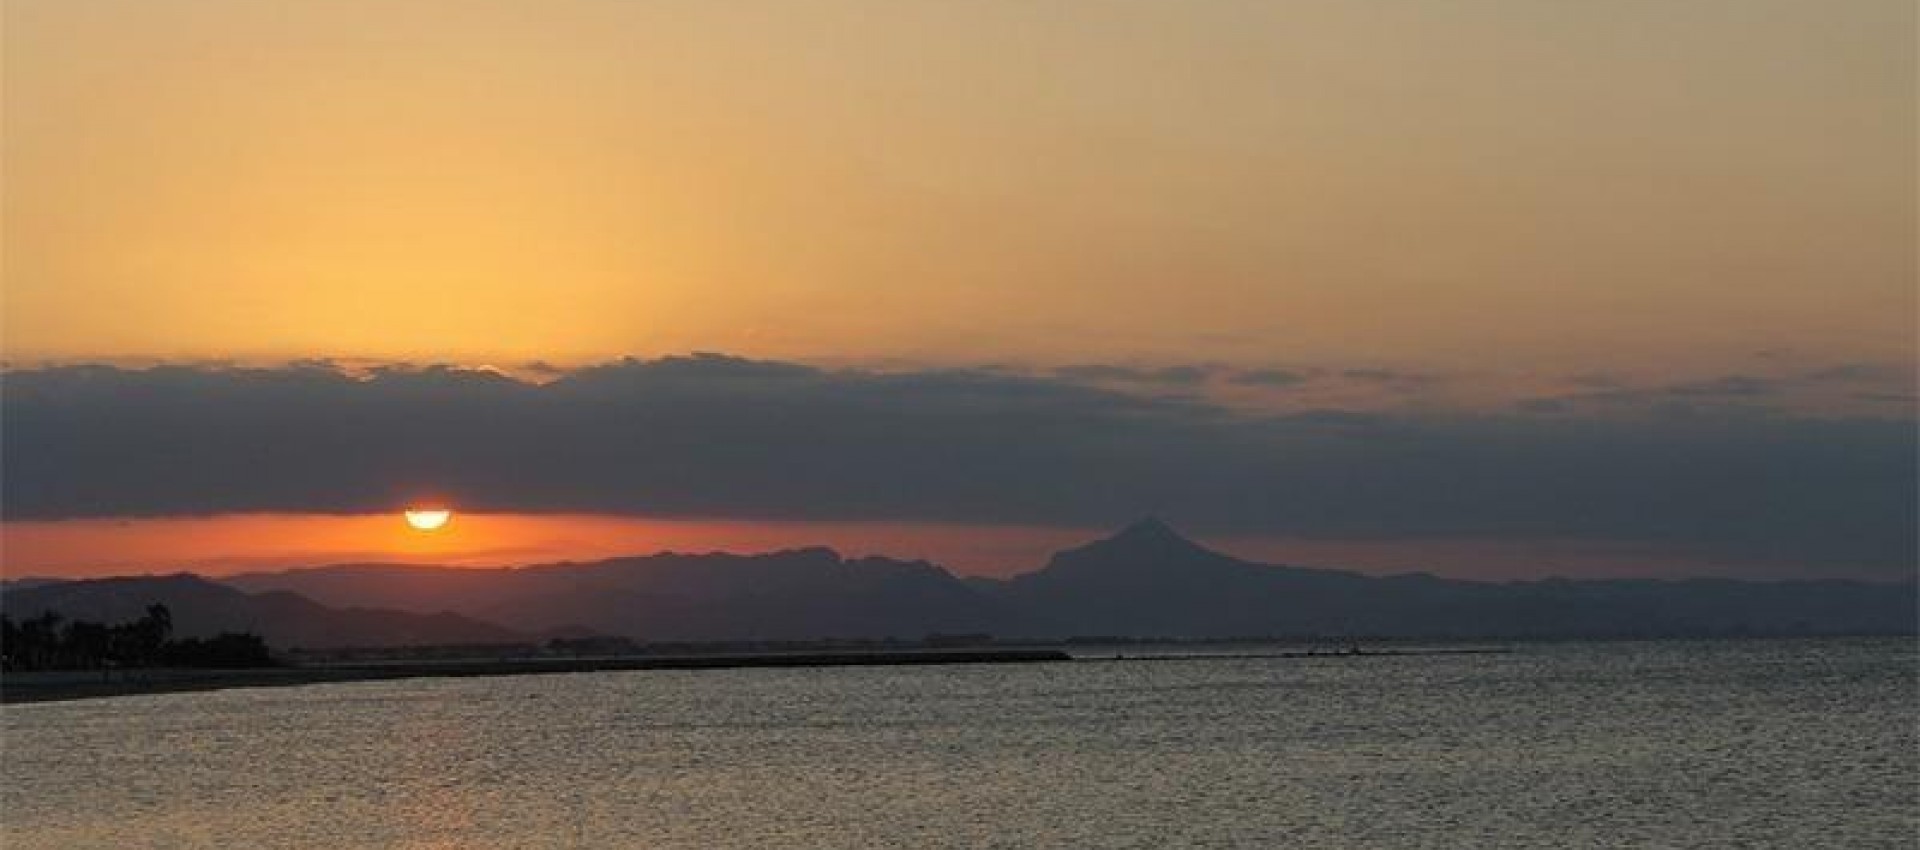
[3,639,1914,848]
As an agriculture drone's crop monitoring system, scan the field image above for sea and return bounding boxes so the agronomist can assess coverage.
[3,638,1914,848]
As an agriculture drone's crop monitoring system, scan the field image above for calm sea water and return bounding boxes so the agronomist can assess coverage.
[3,639,1914,848]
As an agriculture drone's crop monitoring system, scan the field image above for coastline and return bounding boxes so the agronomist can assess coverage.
[16,639,1879,705]
[0,647,1071,705]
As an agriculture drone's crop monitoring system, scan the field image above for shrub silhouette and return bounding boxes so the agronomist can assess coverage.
[1,605,274,671]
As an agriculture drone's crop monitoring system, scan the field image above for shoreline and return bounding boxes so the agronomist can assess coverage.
[13,638,1888,705]
[0,645,1505,705]
[0,647,1071,705]
[1083,646,1513,662]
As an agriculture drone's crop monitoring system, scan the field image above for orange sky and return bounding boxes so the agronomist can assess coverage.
[2,1,1913,582]
[0,514,1091,578]
[0,512,1864,583]
[5,0,1913,375]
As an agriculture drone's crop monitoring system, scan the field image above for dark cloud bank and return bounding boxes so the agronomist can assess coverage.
[4,354,1914,577]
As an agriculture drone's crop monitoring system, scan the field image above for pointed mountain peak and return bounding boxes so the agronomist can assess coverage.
[1027,517,1236,579]
[1089,517,1212,556]
[1114,515,1180,539]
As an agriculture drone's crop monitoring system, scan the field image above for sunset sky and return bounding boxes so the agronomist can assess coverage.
[3,0,1914,580]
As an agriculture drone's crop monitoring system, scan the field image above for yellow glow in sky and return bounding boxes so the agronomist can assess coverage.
[4,0,1914,373]
[0,513,1810,582]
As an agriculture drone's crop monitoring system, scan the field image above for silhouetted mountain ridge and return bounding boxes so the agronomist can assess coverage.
[226,548,1014,641]
[218,521,1915,640]
[992,521,1914,637]
[0,574,520,649]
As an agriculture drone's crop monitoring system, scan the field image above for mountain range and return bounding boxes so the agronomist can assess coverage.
[225,547,1006,642]
[5,520,1913,648]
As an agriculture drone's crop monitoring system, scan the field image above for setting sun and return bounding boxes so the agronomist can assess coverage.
[403,508,452,532]
[1,2,1911,847]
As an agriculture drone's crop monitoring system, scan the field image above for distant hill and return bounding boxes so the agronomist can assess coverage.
[225,549,1014,641]
[0,574,522,649]
[980,519,1918,638]
[218,521,1917,641]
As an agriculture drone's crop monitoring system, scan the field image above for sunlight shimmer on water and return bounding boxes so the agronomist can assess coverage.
[4,639,1913,848]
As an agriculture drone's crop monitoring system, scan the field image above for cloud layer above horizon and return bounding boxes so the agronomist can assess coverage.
[5,354,1913,578]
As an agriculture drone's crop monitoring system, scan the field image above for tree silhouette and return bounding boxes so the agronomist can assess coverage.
[0,604,272,672]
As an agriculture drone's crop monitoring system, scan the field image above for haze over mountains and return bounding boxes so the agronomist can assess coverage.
[6,521,1913,649]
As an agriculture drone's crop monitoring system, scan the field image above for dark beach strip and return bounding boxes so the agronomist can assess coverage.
[1,645,1532,705]
[1,647,1072,705]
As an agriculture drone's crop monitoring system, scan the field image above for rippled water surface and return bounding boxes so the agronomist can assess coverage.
[4,639,1915,848]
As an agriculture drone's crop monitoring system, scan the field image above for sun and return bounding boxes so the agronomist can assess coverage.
[403,508,453,531]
